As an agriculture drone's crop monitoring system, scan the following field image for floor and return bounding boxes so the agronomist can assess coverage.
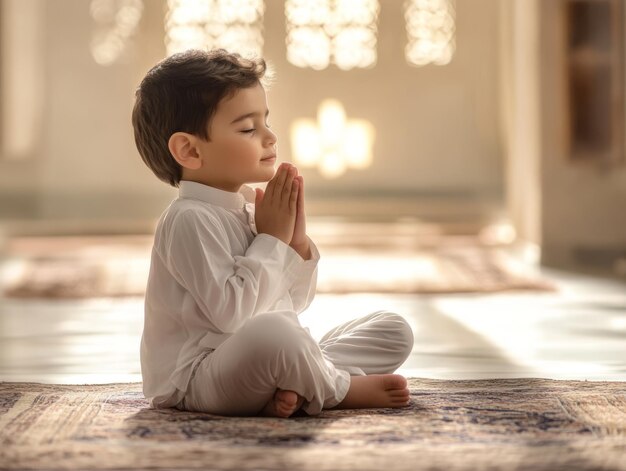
[0,221,625,385]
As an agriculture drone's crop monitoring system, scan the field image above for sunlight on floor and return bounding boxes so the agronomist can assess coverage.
[0,221,625,384]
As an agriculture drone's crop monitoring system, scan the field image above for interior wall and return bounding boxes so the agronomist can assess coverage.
[499,0,541,245]
[539,1,626,271]
[0,0,46,218]
[263,0,502,200]
[0,0,504,226]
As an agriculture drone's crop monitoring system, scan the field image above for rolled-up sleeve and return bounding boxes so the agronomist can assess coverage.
[288,240,320,313]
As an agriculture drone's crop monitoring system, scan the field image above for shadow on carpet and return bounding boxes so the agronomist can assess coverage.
[1,378,625,471]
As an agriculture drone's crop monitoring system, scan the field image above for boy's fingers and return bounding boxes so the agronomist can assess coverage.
[282,167,296,206]
[296,176,304,211]
[255,187,264,205]
[264,169,279,201]
[272,164,289,203]
[266,163,288,199]
[290,178,299,211]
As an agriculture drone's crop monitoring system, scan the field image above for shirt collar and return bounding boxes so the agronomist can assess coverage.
[178,181,256,210]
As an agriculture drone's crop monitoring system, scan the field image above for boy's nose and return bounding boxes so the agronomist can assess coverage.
[264,128,277,147]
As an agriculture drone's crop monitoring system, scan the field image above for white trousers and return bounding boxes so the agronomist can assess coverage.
[177,310,414,416]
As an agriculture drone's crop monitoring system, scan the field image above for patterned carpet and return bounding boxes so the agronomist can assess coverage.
[1,378,625,470]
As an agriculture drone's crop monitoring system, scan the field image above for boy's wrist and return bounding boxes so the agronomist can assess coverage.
[290,237,311,260]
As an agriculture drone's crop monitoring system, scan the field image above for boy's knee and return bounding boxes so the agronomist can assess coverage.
[247,311,297,333]
[243,311,306,355]
[372,311,414,358]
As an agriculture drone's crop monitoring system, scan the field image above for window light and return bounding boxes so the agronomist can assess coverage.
[291,99,375,178]
[165,0,265,57]
[285,0,380,70]
[404,0,456,66]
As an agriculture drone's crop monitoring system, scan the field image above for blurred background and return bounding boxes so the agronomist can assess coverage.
[0,0,505,228]
[0,0,625,384]
[0,0,625,271]
[1,0,624,272]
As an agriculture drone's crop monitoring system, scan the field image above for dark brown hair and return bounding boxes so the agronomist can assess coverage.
[131,49,267,187]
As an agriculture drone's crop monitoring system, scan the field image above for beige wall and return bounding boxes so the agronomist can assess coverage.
[499,0,541,245]
[263,0,502,198]
[0,0,503,224]
[538,1,626,270]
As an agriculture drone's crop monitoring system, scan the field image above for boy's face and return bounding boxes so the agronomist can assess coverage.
[194,82,277,192]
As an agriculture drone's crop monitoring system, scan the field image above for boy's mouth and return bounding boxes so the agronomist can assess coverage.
[260,154,276,163]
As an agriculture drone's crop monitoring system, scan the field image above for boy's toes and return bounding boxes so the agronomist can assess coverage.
[275,389,298,407]
[274,390,302,417]
[260,390,304,418]
[383,374,408,391]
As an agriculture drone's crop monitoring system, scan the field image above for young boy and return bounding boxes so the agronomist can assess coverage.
[132,49,414,417]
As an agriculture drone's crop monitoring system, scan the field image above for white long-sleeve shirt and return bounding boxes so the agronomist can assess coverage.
[140,180,320,408]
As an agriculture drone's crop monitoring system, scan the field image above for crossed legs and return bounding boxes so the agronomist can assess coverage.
[180,310,414,417]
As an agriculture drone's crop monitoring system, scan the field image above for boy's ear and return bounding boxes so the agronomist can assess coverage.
[168,132,202,170]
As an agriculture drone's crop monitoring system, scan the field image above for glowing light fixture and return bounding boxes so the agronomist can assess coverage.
[291,100,375,178]
[404,0,456,66]
[89,0,144,66]
[165,0,265,57]
[285,0,380,70]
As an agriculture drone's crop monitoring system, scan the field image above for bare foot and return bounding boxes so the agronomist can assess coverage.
[334,374,410,409]
[259,389,304,418]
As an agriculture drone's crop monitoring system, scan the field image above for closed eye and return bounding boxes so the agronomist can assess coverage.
[241,128,255,133]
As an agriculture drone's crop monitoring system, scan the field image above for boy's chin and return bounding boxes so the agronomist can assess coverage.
[248,174,273,185]
[260,169,277,181]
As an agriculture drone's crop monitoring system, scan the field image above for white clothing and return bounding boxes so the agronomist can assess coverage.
[141,180,414,415]
[141,181,320,408]
[179,310,414,415]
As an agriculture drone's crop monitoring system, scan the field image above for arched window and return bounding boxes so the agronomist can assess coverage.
[285,0,380,70]
[165,0,265,57]
[405,0,456,66]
